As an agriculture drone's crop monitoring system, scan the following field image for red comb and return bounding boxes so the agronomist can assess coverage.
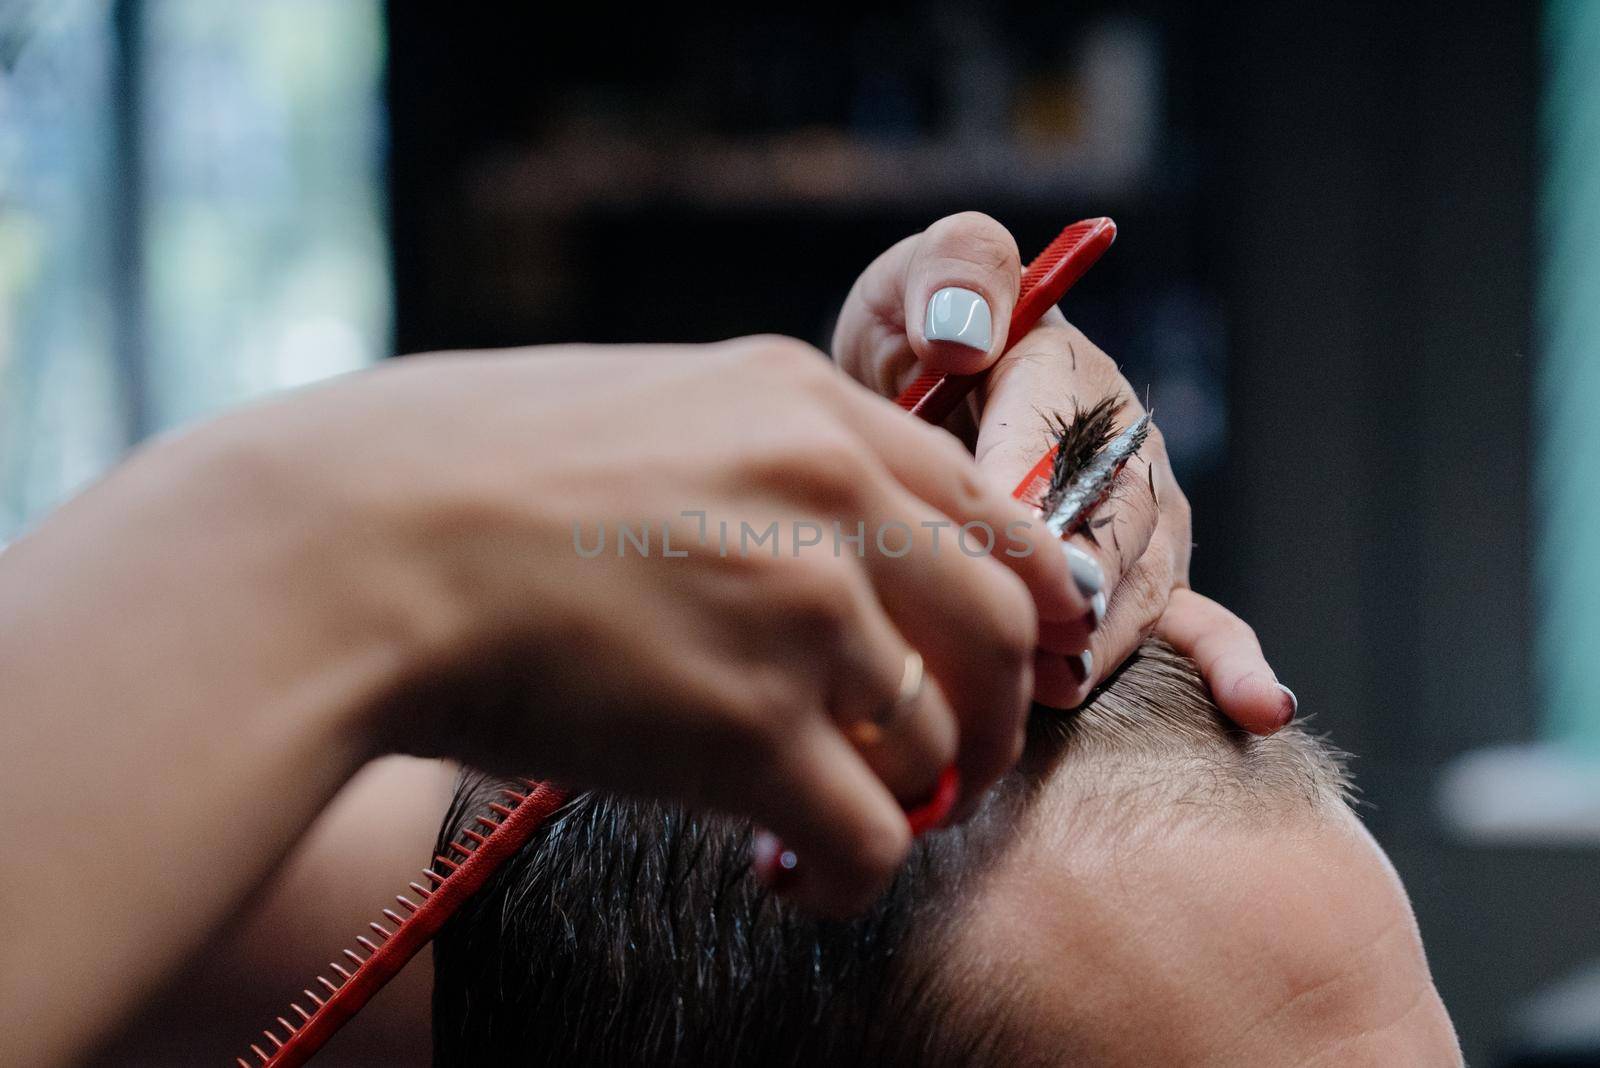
[238,780,569,1067]
[895,217,1116,424]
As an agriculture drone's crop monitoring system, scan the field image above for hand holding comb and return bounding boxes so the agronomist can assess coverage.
[895,217,1117,424]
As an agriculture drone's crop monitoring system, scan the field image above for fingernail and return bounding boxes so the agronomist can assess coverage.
[1068,649,1094,684]
[1276,683,1299,725]
[924,286,992,352]
[753,831,800,891]
[1089,590,1107,628]
[1063,543,1104,599]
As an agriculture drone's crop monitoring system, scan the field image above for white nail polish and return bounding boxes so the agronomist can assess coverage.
[1063,543,1104,598]
[1090,591,1107,627]
[1070,649,1094,683]
[925,286,992,352]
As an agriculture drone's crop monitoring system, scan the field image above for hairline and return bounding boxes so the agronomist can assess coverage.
[431,641,1354,1064]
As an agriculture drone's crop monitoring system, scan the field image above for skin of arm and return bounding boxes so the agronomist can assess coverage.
[0,418,422,1067]
[84,757,456,1065]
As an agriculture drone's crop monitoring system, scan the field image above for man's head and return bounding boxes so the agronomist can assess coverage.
[432,641,1459,1066]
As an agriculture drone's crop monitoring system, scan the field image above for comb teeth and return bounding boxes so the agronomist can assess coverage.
[239,779,572,1067]
[1017,218,1108,297]
[1023,220,1093,265]
[896,370,943,408]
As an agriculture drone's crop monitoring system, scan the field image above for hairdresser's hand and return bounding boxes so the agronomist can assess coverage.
[833,212,1295,732]
[219,339,1088,914]
[3,338,1081,1065]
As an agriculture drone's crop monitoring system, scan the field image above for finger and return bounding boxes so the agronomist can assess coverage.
[1033,647,1092,714]
[851,485,1038,805]
[1033,478,1179,710]
[813,373,1084,625]
[745,723,912,917]
[830,213,1024,398]
[903,212,1021,375]
[972,314,1115,498]
[973,320,1170,628]
[826,579,959,806]
[831,232,922,397]
[1155,588,1297,735]
[844,675,959,813]
[1031,446,1166,657]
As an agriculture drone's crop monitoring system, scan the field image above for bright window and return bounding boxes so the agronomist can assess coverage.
[1537,0,1600,752]
[0,0,388,541]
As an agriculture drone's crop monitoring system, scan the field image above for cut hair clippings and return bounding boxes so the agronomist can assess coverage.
[237,217,1145,1066]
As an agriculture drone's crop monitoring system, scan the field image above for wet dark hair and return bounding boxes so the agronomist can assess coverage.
[431,641,1349,1067]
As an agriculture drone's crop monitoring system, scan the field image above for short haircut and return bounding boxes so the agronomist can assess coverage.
[431,641,1351,1067]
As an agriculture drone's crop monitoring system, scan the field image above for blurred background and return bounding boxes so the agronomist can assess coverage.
[4,1,1597,1064]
